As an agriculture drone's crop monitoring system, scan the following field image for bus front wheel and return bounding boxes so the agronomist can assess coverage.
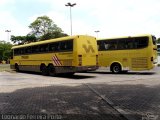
[111,63,122,74]
[15,64,19,72]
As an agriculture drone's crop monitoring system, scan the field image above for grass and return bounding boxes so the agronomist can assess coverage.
[0,64,11,72]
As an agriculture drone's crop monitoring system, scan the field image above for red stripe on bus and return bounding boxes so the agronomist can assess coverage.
[55,54,62,66]
[52,55,62,66]
[52,56,58,66]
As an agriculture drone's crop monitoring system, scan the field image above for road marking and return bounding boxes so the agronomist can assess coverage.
[84,83,136,120]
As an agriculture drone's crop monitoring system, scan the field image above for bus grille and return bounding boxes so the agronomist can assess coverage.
[131,57,148,68]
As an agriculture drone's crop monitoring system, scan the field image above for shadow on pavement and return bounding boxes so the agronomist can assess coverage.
[14,70,96,80]
[0,84,126,120]
[0,83,160,120]
[57,74,96,80]
[87,71,156,75]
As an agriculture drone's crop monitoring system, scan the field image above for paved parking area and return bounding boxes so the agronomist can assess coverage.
[0,67,160,120]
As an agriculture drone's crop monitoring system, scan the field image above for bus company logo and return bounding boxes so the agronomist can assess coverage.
[52,54,62,66]
[82,40,95,53]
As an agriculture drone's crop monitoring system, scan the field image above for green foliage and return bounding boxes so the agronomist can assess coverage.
[11,35,26,44]
[11,16,68,44]
[26,34,37,42]
[0,41,12,61]
[29,15,67,41]
[40,32,68,41]
[11,34,37,44]
[157,38,160,43]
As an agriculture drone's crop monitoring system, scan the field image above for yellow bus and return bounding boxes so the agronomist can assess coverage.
[97,34,157,73]
[10,35,98,76]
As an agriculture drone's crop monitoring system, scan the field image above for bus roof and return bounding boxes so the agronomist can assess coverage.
[11,35,86,49]
[97,34,153,41]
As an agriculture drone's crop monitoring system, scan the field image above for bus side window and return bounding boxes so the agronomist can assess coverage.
[20,48,25,54]
[25,47,32,54]
[59,40,73,51]
[104,42,109,50]
[152,36,156,45]
[49,42,59,52]
[107,40,117,50]
[122,38,132,49]
[98,41,105,51]
[134,37,148,49]
[117,39,126,50]
[66,40,73,51]
[126,41,132,49]
[32,45,39,53]
[15,48,21,55]
[39,44,49,53]
[49,43,55,51]
[59,41,66,51]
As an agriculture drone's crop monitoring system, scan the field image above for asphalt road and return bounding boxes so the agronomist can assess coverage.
[0,67,160,120]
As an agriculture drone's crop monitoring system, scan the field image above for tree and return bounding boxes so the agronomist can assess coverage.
[0,41,12,61]
[10,16,68,44]
[11,35,26,44]
[25,34,37,43]
[29,15,67,40]
[40,31,68,40]
[157,38,160,43]
[11,34,37,44]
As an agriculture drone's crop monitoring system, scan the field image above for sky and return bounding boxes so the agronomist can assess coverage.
[0,0,160,42]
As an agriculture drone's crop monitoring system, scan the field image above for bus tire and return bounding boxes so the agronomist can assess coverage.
[48,64,56,77]
[41,64,48,76]
[15,64,19,72]
[111,63,122,74]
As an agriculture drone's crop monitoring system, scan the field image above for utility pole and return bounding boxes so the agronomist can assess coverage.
[5,30,11,42]
[65,2,76,36]
[94,30,100,38]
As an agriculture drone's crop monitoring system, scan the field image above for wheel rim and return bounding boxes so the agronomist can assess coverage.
[114,66,119,72]
[112,64,121,73]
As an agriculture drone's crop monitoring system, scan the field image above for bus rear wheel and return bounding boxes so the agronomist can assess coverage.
[48,65,57,77]
[111,63,122,74]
